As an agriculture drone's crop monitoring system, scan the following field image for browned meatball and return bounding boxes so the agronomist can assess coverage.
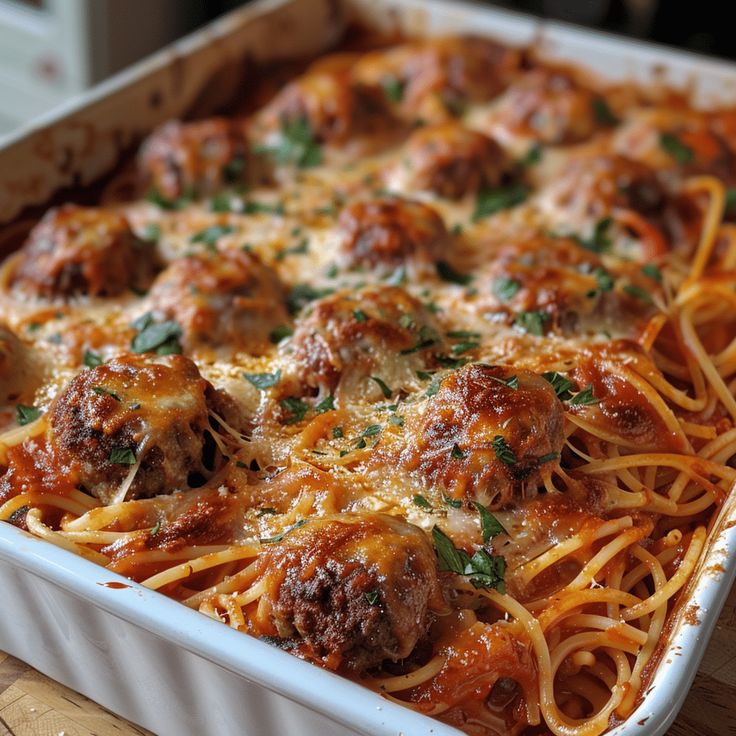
[399,364,564,508]
[288,285,445,394]
[254,512,446,671]
[254,70,360,146]
[352,36,519,123]
[495,69,601,144]
[614,109,736,184]
[337,197,449,276]
[138,118,250,201]
[147,250,288,354]
[10,205,154,299]
[550,154,666,220]
[395,123,511,199]
[48,354,238,505]
[476,235,609,333]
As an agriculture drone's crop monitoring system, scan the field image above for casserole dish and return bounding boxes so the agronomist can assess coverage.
[2,1,736,735]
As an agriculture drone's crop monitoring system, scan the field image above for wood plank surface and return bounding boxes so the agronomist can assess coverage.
[1,586,735,736]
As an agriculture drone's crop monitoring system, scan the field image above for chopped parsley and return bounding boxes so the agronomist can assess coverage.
[362,424,382,438]
[425,376,443,397]
[572,216,613,254]
[364,590,381,606]
[190,224,236,248]
[641,263,663,283]
[92,386,121,401]
[269,325,293,343]
[243,370,281,390]
[588,266,614,297]
[519,142,543,167]
[259,519,308,544]
[489,374,519,390]
[442,494,462,509]
[726,187,736,215]
[623,283,654,304]
[332,426,344,439]
[353,308,368,322]
[130,314,183,355]
[256,117,322,169]
[83,350,103,368]
[472,183,529,222]
[431,526,506,592]
[109,447,136,465]
[446,330,480,339]
[315,394,335,413]
[256,507,280,517]
[450,443,465,460]
[400,324,440,354]
[142,223,161,242]
[413,494,433,510]
[287,284,334,314]
[280,397,310,424]
[494,276,521,302]
[492,435,517,465]
[222,156,245,183]
[381,76,405,103]
[592,97,619,126]
[242,200,285,216]
[542,371,575,400]
[514,310,550,336]
[276,238,309,261]
[568,383,600,406]
[472,501,506,543]
[659,132,693,165]
[145,189,193,211]
[388,414,404,427]
[538,451,559,464]
[16,404,41,426]
[436,261,472,285]
[370,376,393,399]
[451,341,479,355]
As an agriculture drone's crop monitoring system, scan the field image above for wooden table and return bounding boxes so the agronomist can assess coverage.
[1,586,735,736]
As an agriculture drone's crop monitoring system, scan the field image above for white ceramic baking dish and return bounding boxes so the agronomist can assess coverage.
[1,1,736,734]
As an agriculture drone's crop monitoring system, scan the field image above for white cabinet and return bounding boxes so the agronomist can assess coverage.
[0,0,205,138]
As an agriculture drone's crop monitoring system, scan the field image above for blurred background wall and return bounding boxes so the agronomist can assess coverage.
[0,0,732,140]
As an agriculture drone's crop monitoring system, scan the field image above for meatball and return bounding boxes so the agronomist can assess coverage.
[475,235,617,333]
[494,69,601,145]
[337,197,449,276]
[613,108,736,184]
[48,353,237,505]
[10,205,154,299]
[288,285,446,394]
[138,118,250,201]
[254,512,446,671]
[399,364,565,508]
[352,36,519,124]
[147,249,288,354]
[391,123,511,199]
[546,154,666,220]
[254,70,360,146]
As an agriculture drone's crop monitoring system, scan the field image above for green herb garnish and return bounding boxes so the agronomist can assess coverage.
[16,404,41,426]
[492,435,517,465]
[109,447,136,465]
[472,183,529,222]
[243,370,281,390]
[472,501,507,543]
